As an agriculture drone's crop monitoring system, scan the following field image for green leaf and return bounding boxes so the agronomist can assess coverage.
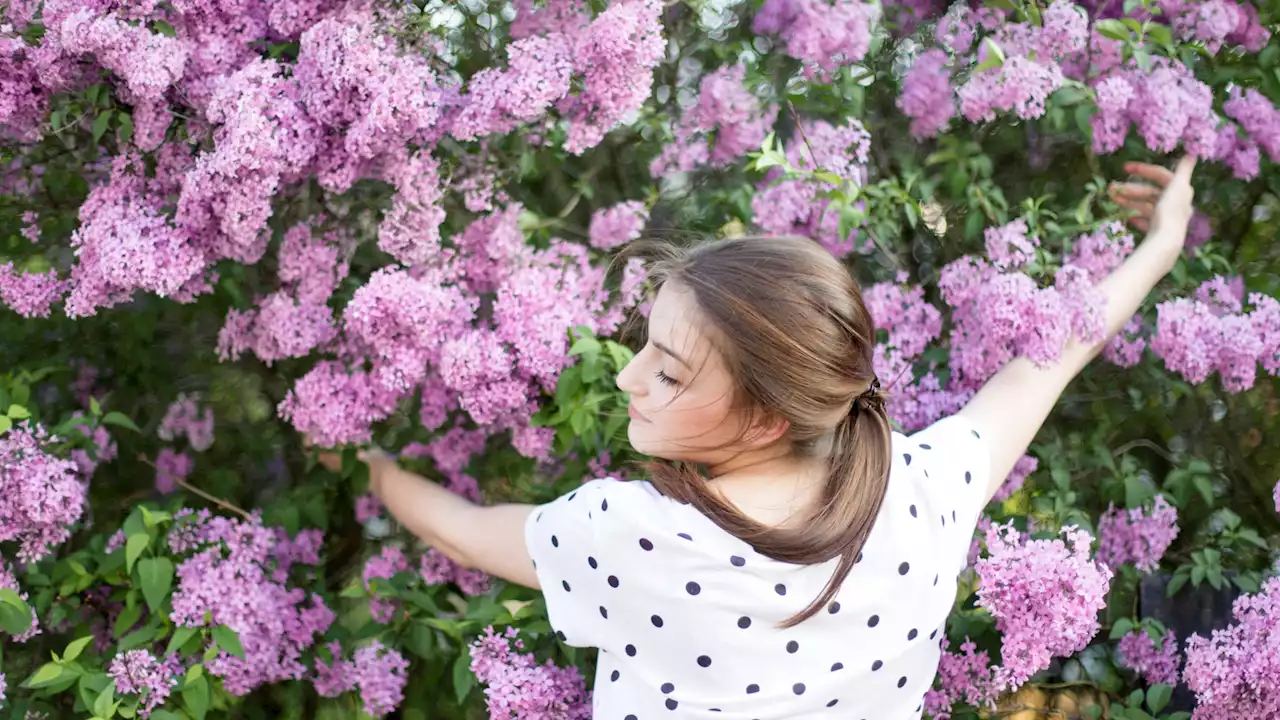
[1109,617,1135,640]
[92,111,113,143]
[117,111,134,144]
[7,404,30,419]
[1146,683,1172,714]
[452,650,475,704]
[182,675,209,720]
[1096,18,1130,41]
[114,602,143,639]
[25,662,64,688]
[1191,565,1206,586]
[567,337,600,357]
[1232,572,1261,594]
[1147,23,1172,47]
[102,411,140,433]
[90,397,102,417]
[0,589,33,635]
[165,626,198,658]
[1166,570,1189,597]
[119,624,159,651]
[1192,475,1215,507]
[212,624,246,660]
[138,557,174,614]
[405,621,435,659]
[0,416,12,434]
[63,635,94,663]
[125,533,149,573]
[93,681,116,718]
[152,19,176,37]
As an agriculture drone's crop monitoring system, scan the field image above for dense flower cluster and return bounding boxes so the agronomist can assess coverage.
[1096,496,1180,573]
[650,63,777,177]
[1151,279,1280,393]
[108,649,180,717]
[158,394,215,452]
[752,0,875,79]
[166,511,333,695]
[975,523,1113,691]
[469,626,592,719]
[922,637,999,720]
[0,423,83,563]
[362,545,409,624]
[313,640,409,717]
[1116,628,1181,687]
[1183,576,1280,720]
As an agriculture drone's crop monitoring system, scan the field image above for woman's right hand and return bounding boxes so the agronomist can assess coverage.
[1108,155,1197,240]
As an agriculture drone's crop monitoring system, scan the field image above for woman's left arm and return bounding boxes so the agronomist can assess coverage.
[958,157,1197,505]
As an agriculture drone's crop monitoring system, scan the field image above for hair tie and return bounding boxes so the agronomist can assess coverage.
[849,376,882,418]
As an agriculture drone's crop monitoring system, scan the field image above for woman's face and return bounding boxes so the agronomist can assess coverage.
[615,282,758,464]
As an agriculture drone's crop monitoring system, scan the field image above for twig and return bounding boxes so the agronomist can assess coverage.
[135,452,253,519]
[1112,438,1173,461]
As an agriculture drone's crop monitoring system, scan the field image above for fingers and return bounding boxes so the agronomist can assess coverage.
[1128,217,1150,233]
[1122,161,1175,187]
[1172,154,1197,186]
[1115,197,1156,219]
[1109,182,1161,202]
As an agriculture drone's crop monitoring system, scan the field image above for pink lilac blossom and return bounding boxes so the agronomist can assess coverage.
[276,223,349,306]
[108,649,177,717]
[752,0,874,79]
[0,264,67,318]
[217,293,338,365]
[588,201,648,251]
[1223,87,1280,164]
[935,4,976,53]
[450,34,573,142]
[1097,496,1179,573]
[1090,60,1218,159]
[650,63,776,176]
[1151,288,1280,393]
[19,211,38,242]
[559,0,666,154]
[1065,222,1134,283]
[278,362,400,447]
[898,50,955,139]
[71,425,117,477]
[923,637,1000,720]
[0,423,83,563]
[469,626,592,719]
[453,205,528,295]
[1116,628,1181,687]
[1104,314,1147,368]
[58,8,189,102]
[167,511,334,695]
[1182,576,1280,719]
[1274,479,1280,514]
[984,219,1039,271]
[377,150,448,267]
[975,522,1113,691]
[158,394,215,452]
[991,455,1039,503]
[362,546,409,624]
[310,640,409,717]
[355,493,383,523]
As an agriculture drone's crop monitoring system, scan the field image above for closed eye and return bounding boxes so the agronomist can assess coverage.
[654,370,678,387]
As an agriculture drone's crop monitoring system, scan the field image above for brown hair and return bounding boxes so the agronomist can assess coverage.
[615,234,892,628]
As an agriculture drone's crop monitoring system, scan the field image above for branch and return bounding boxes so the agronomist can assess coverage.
[135,452,253,520]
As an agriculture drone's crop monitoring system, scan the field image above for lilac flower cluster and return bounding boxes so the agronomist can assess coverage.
[589,201,649,250]
[1151,279,1280,393]
[312,640,409,717]
[1097,495,1180,573]
[0,423,83,563]
[752,0,874,80]
[158,394,215,452]
[362,546,409,624]
[107,649,180,717]
[751,118,872,257]
[0,557,39,642]
[153,448,194,495]
[1183,576,1280,719]
[166,511,334,695]
[975,522,1113,691]
[1116,628,1181,687]
[469,626,592,719]
[650,64,778,176]
[923,637,999,720]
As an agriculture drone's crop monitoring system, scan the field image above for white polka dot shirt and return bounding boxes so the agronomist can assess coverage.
[525,415,991,719]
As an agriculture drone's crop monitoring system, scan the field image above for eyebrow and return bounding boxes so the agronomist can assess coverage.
[652,339,693,369]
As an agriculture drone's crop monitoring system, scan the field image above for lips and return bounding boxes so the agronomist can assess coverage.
[628,404,650,422]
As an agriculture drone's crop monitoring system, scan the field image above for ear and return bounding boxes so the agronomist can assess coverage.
[743,411,790,447]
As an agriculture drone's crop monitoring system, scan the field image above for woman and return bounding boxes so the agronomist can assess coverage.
[325,157,1196,718]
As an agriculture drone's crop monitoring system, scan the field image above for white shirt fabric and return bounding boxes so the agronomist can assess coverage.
[524,415,991,720]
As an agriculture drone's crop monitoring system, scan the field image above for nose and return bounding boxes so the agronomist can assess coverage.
[615,352,642,396]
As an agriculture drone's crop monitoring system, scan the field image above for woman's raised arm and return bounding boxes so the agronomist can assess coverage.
[958,156,1197,506]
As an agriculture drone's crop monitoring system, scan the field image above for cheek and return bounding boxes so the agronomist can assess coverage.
[647,389,735,443]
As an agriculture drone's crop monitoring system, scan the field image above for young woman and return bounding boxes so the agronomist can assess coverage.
[326,157,1196,718]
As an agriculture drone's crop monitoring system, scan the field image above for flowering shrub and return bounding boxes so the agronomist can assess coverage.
[0,0,1278,718]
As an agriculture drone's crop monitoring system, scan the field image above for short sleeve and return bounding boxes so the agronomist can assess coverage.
[905,414,991,574]
[523,477,635,649]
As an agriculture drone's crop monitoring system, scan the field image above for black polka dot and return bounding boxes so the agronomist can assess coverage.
[686,581,701,595]
[929,629,938,640]
[972,429,981,438]
[898,562,910,575]
[625,715,636,720]
[711,709,721,713]
[612,670,620,681]
[625,644,637,656]
[831,662,843,671]
[588,511,592,520]
[608,575,620,588]
[730,555,746,567]
[904,453,912,465]
[786,640,799,653]
[639,538,654,551]
[746,684,760,694]
[602,498,609,511]
[793,683,806,695]
[898,676,908,688]
[827,699,838,707]
[867,614,880,628]
[551,535,559,547]
[599,606,608,619]
[556,631,566,641]
[562,580,571,592]
[828,601,841,614]
[697,655,712,667]
[856,551,863,563]
[871,660,883,671]
[774,583,787,596]
[933,573,939,586]
[677,533,692,541]
[909,505,917,518]
[651,615,664,628]
[941,514,946,526]
[920,443,932,450]
[568,492,577,501]
[537,511,543,522]
[952,510,957,522]
[964,471,972,484]
[737,616,752,629]
[661,682,675,694]
[587,556,597,569]
[907,629,918,641]
[665,699,678,711]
